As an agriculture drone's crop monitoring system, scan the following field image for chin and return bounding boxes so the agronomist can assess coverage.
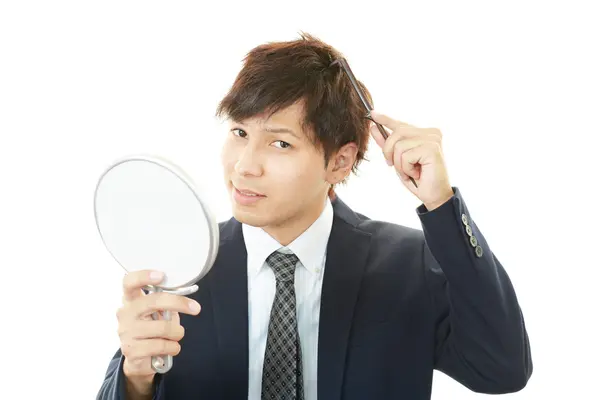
[231,204,270,227]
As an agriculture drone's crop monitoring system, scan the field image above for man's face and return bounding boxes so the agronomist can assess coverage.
[221,102,334,231]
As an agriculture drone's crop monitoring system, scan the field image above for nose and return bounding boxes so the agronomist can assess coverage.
[234,144,263,177]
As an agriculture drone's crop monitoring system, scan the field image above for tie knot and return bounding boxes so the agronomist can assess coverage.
[266,250,299,282]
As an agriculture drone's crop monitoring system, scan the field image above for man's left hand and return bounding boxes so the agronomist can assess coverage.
[369,110,454,211]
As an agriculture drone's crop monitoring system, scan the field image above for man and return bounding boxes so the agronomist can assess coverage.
[97,33,532,400]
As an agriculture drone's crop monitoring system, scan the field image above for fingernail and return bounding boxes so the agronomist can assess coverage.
[386,159,393,166]
[189,301,201,313]
[150,271,164,282]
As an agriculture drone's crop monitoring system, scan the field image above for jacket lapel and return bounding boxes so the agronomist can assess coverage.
[208,218,249,399]
[318,197,372,400]
[209,198,372,400]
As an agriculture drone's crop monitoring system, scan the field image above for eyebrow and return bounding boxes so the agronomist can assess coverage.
[263,126,301,139]
[234,121,302,140]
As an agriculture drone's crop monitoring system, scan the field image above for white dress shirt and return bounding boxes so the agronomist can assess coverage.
[242,197,334,400]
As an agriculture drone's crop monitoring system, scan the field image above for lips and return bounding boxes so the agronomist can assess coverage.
[232,184,265,197]
[232,184,266,206]
[237,189,263,197]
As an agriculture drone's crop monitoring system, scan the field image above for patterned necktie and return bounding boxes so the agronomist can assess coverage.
[261,250,304,400]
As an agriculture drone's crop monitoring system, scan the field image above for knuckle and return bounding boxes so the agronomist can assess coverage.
[122,273,138,291]
[154,339,180,356]
[392,144,406,157]
[162,340,180,356]
[131,320,148,339]
[426,129,442,140]
[123,270,151,292]
[120,341,133,358]
[159,340,170,355]
[428,131,442,141]
[169,324,185,341]
[117,304,135,321]
[383,147,393,159]
[172,311,181,323]
[139,293,158,315]
[148,292,164,310]
[162,292,178,308]
[124,358,145,376]
[426,134,438,144]
[117,324,128,339]
[154,293,185,313]
[161,320,173,337]
[130,340,148,359]
[430,141,442,153]
[173,342,182,355]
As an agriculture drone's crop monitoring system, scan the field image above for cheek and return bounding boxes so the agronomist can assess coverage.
[220,142,237,171]
[266,157,323,193]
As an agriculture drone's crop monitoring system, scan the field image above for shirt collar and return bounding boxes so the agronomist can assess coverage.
[242,197,334,279]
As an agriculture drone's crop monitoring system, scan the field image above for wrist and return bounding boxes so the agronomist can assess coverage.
[424,189,454,211]
[125,375,155,400]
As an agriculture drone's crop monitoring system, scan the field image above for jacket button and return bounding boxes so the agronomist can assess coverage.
[461,214,468,225]
[470,236,478,247]
[465,225,473,236]
[475,245,483,257]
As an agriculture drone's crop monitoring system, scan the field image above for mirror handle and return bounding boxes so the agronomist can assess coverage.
[146,285,198,374]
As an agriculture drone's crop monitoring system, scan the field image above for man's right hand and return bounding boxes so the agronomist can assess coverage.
[117,270,201,399]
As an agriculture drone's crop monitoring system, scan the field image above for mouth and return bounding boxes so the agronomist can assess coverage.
[233,185,265,197]
[231,184,267,205]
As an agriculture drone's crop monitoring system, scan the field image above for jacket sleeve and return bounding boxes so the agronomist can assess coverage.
[417,187,533,394]
[96,349,166,400]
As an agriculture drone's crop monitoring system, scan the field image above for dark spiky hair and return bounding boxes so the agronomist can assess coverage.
[215,32,373,180]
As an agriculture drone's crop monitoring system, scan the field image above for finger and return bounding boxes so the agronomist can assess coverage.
[391,141,417,181]
[369,123,390,149]
[118,308,182,326]
[369,110,413,131]
[120,319,185,341]
[381,136,422,167]
[121,338,182,360]
[382,129,423,162]
[151,311,181,327]
[170,311,180,325]
[131,292,201,319]
[122,270,165,301]
[399,146,425,180]
[370,122,420,154]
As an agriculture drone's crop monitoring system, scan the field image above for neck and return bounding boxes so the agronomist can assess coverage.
[263,193,328,246]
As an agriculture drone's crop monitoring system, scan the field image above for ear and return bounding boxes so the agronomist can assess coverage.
[326,142,358,185]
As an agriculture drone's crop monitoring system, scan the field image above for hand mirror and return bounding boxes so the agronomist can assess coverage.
[93,154,219,374]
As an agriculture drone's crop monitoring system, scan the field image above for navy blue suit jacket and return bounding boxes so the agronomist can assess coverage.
[97,188,532,399]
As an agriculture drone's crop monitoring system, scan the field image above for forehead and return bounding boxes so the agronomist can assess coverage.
[231,102,307,134]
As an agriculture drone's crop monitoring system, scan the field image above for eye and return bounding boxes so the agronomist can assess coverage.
[231,128,247,138]
[273,140,291,149]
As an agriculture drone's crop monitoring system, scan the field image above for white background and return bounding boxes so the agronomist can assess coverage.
[1,1,599,398]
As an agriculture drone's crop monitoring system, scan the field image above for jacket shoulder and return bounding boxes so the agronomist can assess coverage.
[353,210,425,245]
